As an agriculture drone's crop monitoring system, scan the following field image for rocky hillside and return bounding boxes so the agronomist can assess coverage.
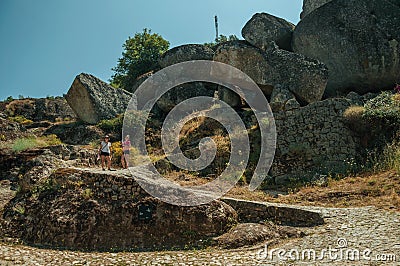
[0,0,399,254]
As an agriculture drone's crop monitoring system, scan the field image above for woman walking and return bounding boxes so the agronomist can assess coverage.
[99,135,113,171]
[121,135,131,169]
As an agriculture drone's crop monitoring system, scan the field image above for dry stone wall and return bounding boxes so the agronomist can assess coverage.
[271,98,361,185]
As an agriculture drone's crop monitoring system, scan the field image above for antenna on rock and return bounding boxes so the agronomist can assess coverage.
[214,15,219,42]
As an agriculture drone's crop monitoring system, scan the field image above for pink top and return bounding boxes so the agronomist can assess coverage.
[122,140,131,151]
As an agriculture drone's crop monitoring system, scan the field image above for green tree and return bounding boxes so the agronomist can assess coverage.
[204,34,239,49]
[110,28,170,91]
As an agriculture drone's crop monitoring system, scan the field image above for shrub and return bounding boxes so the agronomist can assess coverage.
[5,96,14,102]
[97,111,147,134]
[11,134,62,152]
[12,138,38,152]
[363,91,400,129]
[111,141,123,166]
[8,115,33,125]
[97,115,124,133]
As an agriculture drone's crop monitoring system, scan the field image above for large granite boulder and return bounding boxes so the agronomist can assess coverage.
[270,85,300,112]
[156,82,216,112]
[300,0,400,19]
[4,168,237,251]
[213,41,328,104]
[300,0,332,19]
[65,73,133,124]
[159,44,214,68]
[214,41,278,96]
[293,0,400,97]
[242,12,295,51]
[156,44,217,113]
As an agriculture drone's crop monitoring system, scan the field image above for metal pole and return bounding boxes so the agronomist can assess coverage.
[214,15,219,42]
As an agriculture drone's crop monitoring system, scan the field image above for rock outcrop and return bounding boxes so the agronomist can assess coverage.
[4,168,237,251]
[154,45,217,112]
[65,73,133,124]
[213,41,328,104]
[270,85,300,112]
[45,122,104,145]
[1,98,76,122]
[300,0,400,19]
[242,12,295,51]
[300,0,332,19]
[156,82,216,112]
[159,44,214,68]
[0,116,26,141]
[293,0,400,97]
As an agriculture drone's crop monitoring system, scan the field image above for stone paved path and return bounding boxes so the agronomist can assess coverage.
[0,205,399,265]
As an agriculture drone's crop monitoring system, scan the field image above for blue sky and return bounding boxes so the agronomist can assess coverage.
[0,0,302,100]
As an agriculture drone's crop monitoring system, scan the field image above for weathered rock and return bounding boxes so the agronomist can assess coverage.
[65,73,133,124]
[213,223,303,249]
[0,117,26,141]
[300,0,332,19]
[217,86,242,107]
[1,98,76,122]
[270,85,300,112]
[300,0,400,19]
[4,168,238,251]
[346,91,364,106]
[213,41,276,96]
[45,122,104,145]
[242,12,295,51]
[0,145,96,193]
[156,82,216,112]
[267,43,328,104]
[213,41,328,103]
[159,44,214,68]
[293,0,400,97]
[221,198,324,227]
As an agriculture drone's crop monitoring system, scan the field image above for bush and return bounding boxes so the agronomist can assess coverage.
[97,111,148,136]
[111,141,123,166]
[8,115,33,125]
[12,138,38,152]
[363,91,400,129]
[97,115,124,133]
[5,96,14,102]
[11,134,62,152]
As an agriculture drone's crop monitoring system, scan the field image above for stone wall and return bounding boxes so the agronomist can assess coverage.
[221,198,324,227]
[271,98,361,185]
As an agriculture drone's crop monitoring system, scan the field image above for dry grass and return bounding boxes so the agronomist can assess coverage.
[225,170,400,211]
[269,171,400,210]
[343,105,365,122]
[160,169,400,211]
